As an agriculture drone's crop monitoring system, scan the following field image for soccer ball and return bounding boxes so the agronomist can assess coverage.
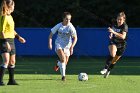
[78,73,88,81]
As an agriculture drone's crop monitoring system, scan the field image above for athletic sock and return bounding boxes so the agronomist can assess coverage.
[61,62,66,77]
[0,66,6,83]
[57,61,61,67]
[108,64,115,71]
[104,55,114,69]
[8,65,15,81]
[59,62,66,77]
[59,62,63,76]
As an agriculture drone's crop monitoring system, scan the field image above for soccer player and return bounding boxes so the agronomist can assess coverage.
[100,12,128,78]
[48,12,77,81]
[0,0,26,85]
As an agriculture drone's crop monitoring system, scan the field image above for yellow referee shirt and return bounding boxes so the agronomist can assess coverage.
[0,15,15,39]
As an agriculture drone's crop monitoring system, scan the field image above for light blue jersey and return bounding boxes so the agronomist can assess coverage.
[51,22,77,49]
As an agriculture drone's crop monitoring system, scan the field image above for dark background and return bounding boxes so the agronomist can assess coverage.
[8,0,140,27]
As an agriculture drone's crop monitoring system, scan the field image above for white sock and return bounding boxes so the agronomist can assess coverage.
[62,62,66,76]
[57,61,61,67]
[59,62,62,75]
[59,62,66,77]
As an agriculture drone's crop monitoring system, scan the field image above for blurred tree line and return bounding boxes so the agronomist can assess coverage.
[11,0,140,27]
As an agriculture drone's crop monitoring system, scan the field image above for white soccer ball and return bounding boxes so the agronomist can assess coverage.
[78,73,88,81]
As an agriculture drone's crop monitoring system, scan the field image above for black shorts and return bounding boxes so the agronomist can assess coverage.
[0,38,16,55]
[109,40,126,56]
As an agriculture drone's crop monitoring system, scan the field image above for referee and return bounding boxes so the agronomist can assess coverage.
[0,0,26,86]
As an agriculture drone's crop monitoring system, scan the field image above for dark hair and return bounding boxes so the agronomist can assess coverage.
[117,12,126,21]
[62,12,71,19]
[0,0,14,15]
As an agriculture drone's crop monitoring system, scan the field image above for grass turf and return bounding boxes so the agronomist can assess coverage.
[0,56,140,93]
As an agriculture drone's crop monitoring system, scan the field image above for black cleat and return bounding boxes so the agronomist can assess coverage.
[7,80,19,85]
[62,76,66,81]
[0,82,5,86]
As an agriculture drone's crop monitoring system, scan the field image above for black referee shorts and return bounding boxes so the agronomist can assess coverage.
[0,38,16,55]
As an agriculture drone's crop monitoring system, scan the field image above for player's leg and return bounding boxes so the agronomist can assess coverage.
[56,49,66,81]
[7,54,18,85]
[101,44,117,74]
[64,48,70,65]
[104,55,121,78]
[109,55,121,70]
[60,48,70,81]
[0,53,10,86]
[54,45,63,72]
[54,60,60,71]
[65,56,69,65]
[104,47,125,78]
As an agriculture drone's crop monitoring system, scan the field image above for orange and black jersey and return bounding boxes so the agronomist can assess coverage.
[112,23,128,43]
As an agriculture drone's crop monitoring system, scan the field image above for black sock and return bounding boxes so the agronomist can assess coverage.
[104,56,113,69]
[0,66,6,82]
[8,66,15,81]
[108,64,115,71]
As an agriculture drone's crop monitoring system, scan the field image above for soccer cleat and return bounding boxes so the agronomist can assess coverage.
[62,76,66,81]
[100,69,107,75]
[104,71,110,78]
[7,80,19,85]
[54,65,59,71]
[0,82,5,86]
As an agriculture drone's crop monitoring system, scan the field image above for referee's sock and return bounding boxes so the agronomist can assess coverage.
[0,66,6,83]
[7,65,18,85]
[8,65,15,81]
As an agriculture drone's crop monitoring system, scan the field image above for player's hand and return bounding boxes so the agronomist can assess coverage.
[19,37,26,43]
[108,27,114,33]
[48,44,52,50]
[109,33,113,39]
[70,46,73,55]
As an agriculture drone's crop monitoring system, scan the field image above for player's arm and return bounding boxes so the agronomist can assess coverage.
[48,32,53,50]
[70,34,77,55]
[48,23,60,50]
[14,31,26,43]
[0,16,7,39]
[0,16,11,50]
[108,27,126,39]
[109,33,113,39]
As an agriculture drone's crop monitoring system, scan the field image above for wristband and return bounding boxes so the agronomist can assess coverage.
[15,34,20,39]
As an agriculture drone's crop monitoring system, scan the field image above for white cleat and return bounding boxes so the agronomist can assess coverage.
[100,69,107,75]
[104,71,110,78]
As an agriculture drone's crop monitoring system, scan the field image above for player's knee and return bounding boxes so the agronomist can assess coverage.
[60,57,66,63]
[9,60,16,65]
[110,53,116,57]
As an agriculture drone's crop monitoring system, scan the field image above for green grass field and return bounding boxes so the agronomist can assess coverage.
[0,56,140,93]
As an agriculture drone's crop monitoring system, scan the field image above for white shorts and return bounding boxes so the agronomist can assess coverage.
[55,44,70,56]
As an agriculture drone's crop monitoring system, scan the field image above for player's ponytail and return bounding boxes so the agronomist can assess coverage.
[0,0,14,15]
